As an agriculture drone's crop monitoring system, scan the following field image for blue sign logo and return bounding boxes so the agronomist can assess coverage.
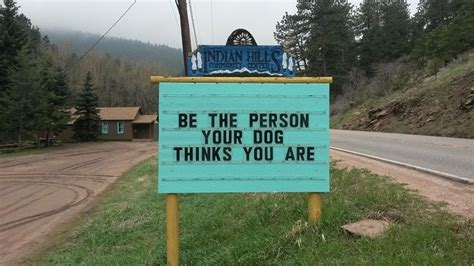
[187,45,296,77]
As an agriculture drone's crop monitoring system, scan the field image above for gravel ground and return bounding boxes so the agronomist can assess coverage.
[0,141,156,265]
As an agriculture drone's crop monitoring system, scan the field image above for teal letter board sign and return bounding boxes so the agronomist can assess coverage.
[158,82,329,193]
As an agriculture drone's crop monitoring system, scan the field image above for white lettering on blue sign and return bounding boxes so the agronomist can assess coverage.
[187,46,296,77]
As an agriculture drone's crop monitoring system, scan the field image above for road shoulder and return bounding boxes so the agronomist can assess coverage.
[331,149,474,219]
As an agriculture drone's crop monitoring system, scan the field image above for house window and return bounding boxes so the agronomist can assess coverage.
[101,122,108,134]
[117,121,125,134]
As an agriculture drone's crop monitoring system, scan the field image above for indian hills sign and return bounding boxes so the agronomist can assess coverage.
[188,45,296,77]
[187,29,296,77]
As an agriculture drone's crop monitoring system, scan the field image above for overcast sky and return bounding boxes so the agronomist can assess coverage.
[16,0,419,49]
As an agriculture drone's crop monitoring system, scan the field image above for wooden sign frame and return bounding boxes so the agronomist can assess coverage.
[152,76,332,266]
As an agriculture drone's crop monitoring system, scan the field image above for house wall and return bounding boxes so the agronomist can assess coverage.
[153,122,158,141]
[98,120,133,141]
[133,124,151,139]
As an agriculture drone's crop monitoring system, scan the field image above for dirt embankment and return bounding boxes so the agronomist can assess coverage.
[332,55,474,138]
[331,150,474,219]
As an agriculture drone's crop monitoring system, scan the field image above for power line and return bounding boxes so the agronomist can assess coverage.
[210,0,214,44]
[73,0,137,67]
[188,0,199,49]
[169,0,180,26]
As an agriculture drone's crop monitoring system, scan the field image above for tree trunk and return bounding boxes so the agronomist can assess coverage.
[18,103,24,146]
[18,119,23,146]
[45,128,50,147]
[322,48,327,75]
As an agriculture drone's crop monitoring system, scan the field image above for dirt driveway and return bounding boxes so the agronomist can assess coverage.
[0,141,156,265]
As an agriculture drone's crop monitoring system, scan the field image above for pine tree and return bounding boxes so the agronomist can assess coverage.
[416,0,450,32]
[38,56,56,134]
[73,72,100,141]
[0,46,43,144]
[379,0,411,61]
[0,0,48,144]
[0,0,29,93]
[274,0,357,96]
[52,67,72,132]
[412,0,474,71]
[274,12,309,72]
[413,0,465,36]
[356,0,384,75]
[40,58,71,145]
[305,0,356,96]
[355,0,411,75]
[0,0,73,145]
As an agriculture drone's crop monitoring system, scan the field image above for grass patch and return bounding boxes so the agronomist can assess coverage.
[41,158,473,264]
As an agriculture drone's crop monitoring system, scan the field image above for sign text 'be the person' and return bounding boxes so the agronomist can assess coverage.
[174,113,315,162]
[158,82,329,193]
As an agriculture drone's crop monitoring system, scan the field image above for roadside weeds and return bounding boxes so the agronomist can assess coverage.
[331,149,474,219]
[35,157,473,264]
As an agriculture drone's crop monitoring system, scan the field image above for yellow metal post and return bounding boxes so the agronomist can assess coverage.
[166,194,179,266]
[308,192,321,223]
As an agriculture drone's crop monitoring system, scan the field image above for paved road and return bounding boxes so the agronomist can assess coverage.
[0,142,156,265]
[331,130,474,180]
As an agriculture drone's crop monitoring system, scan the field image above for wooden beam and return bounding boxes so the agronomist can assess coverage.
[150,76,333,84]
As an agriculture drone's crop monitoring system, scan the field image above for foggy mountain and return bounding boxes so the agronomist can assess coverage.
[43,29,184,75]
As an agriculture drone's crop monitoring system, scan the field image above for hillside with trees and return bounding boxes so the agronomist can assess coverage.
[43,30,183,114]
[275,0,473,137]
[332,51,474,138]
[53,50,166,114]
[0,0,181,145]
[43,29,183,75]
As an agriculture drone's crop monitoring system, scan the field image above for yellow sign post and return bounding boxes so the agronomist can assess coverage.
[308,192,322,223]
[166,194,179,266]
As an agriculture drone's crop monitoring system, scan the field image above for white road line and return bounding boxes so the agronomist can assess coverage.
[330,146,473,184]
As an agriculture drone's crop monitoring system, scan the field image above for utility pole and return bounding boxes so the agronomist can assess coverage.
[176,0,192,75]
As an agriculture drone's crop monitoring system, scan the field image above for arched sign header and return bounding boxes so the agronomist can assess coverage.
[188,29,296,77]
